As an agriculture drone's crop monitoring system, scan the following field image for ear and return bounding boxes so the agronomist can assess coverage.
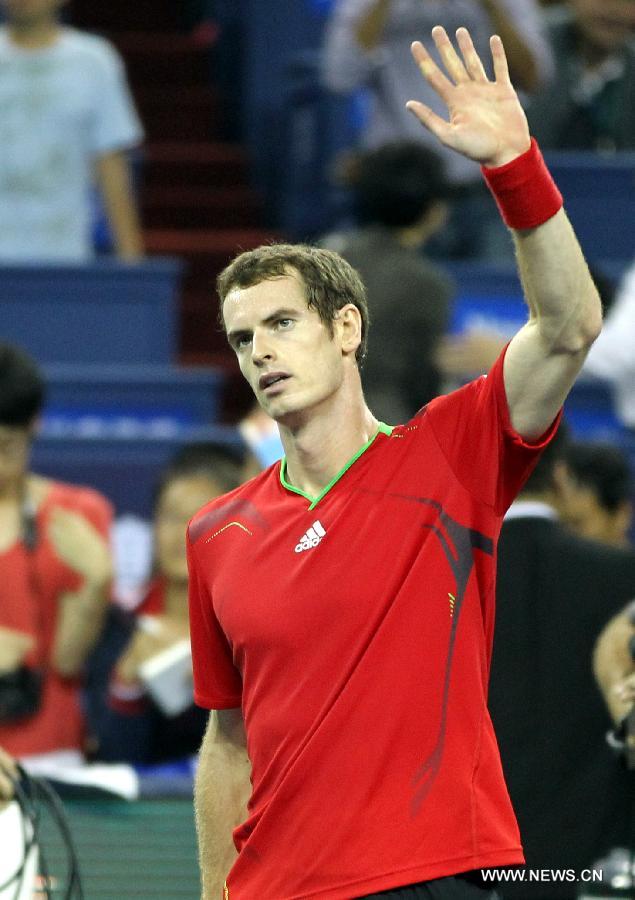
[334,304,362,359]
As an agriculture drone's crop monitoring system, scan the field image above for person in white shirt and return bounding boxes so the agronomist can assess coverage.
[0,0,144,261]
[322,0,553,186]
[584,260,635,429]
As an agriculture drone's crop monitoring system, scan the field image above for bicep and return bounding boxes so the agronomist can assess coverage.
[503,320,589,440]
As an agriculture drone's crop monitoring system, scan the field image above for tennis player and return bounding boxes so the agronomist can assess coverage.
[187,26,603,900]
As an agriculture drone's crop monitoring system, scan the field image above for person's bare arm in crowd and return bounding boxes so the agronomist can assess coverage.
[48,508,112,678]
[478,0,539,91]
[115,617,190,685]
[94,150,144,260]
[355,0,393,50]
[195,708,251,900]
[408,28,602,441]
[593,603,635,725]
[0,746,18,804]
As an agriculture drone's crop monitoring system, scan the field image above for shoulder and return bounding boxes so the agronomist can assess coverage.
[45,480,114,521]
[426,372,489,415]
[188,464,278,546]
[58,28,125,70]
[532,520,635,571]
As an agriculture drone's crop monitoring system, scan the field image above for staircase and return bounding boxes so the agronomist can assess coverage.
[69,1,279,381]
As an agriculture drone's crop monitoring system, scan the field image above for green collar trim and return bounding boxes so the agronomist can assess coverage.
[279,422,393,510]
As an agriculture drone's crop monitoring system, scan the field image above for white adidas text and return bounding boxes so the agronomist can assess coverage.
[295,520,326,553]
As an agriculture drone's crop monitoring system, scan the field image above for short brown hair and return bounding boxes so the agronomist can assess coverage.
[217,243,369,364]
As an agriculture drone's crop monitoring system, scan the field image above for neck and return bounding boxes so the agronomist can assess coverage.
[279,374,379,498]
[8,20,61,49]
[162,579,190,620]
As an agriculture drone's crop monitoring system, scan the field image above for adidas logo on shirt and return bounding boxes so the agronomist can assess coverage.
[294,520,326,553]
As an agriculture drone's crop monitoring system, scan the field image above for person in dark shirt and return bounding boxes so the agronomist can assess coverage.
[322,140,454,422]
[490,426,635,898]
[527,0,635,150]
[85,443,243,765]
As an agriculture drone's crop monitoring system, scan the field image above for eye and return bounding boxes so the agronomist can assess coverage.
[235,335,252,350]
[277,318,293,330]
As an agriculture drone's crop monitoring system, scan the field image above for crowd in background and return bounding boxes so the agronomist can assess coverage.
[0,0,634,895]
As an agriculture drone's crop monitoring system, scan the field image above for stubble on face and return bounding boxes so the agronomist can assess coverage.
[223,274,345,425]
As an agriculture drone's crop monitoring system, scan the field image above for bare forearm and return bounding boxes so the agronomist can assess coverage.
[195,723,251,899]
[512,209,602,353]
[480,0,539,91]
[593,607,635,725]
[52,583,108,677]
[355,0,392,51]
[95,152,144,260]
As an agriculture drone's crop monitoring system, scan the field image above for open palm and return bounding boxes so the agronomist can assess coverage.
[407,27,531,168]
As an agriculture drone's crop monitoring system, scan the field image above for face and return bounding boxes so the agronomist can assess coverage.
[0,425,31,494]
[571,0,635,53]
[1,0,65,26]
[561,482,632,548]
[223,273,360,424]
[154,474,224,581]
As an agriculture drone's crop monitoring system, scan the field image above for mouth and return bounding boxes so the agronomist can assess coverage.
[258,372,290,393]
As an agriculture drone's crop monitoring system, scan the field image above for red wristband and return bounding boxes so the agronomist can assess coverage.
[481,138,563,230]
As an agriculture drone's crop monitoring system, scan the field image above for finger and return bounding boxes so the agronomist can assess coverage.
[411,40,454,103]
[406,101,453,146]
[431,25,470,84]
[456,27,489,82]
[490,34,511,85]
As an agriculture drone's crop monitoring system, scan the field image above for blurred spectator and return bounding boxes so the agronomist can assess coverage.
[489,423,635,895]
[238,404,284,478]
[0,0,144,260]
[561,441,633,548]
[321,141,454,421]
[0,343,113,760]
[86,443,243,764]
[593,600,635,729]
[527,0,635,150]
[584,260,635,429]
[321,0,553,256]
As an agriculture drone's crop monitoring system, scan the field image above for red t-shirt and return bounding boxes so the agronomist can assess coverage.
[187,351,560,900]
[0,481,113,757]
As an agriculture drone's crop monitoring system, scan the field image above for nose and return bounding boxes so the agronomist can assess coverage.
[251,329,275,367]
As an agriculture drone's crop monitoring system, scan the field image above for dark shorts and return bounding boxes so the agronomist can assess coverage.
[360,870,502,899]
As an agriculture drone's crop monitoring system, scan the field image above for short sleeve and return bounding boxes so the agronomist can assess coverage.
[425,345,561,514]
[187,528,242,710]
[88,40,144,155]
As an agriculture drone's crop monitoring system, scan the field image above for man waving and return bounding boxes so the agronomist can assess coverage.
[188,28,601,900]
